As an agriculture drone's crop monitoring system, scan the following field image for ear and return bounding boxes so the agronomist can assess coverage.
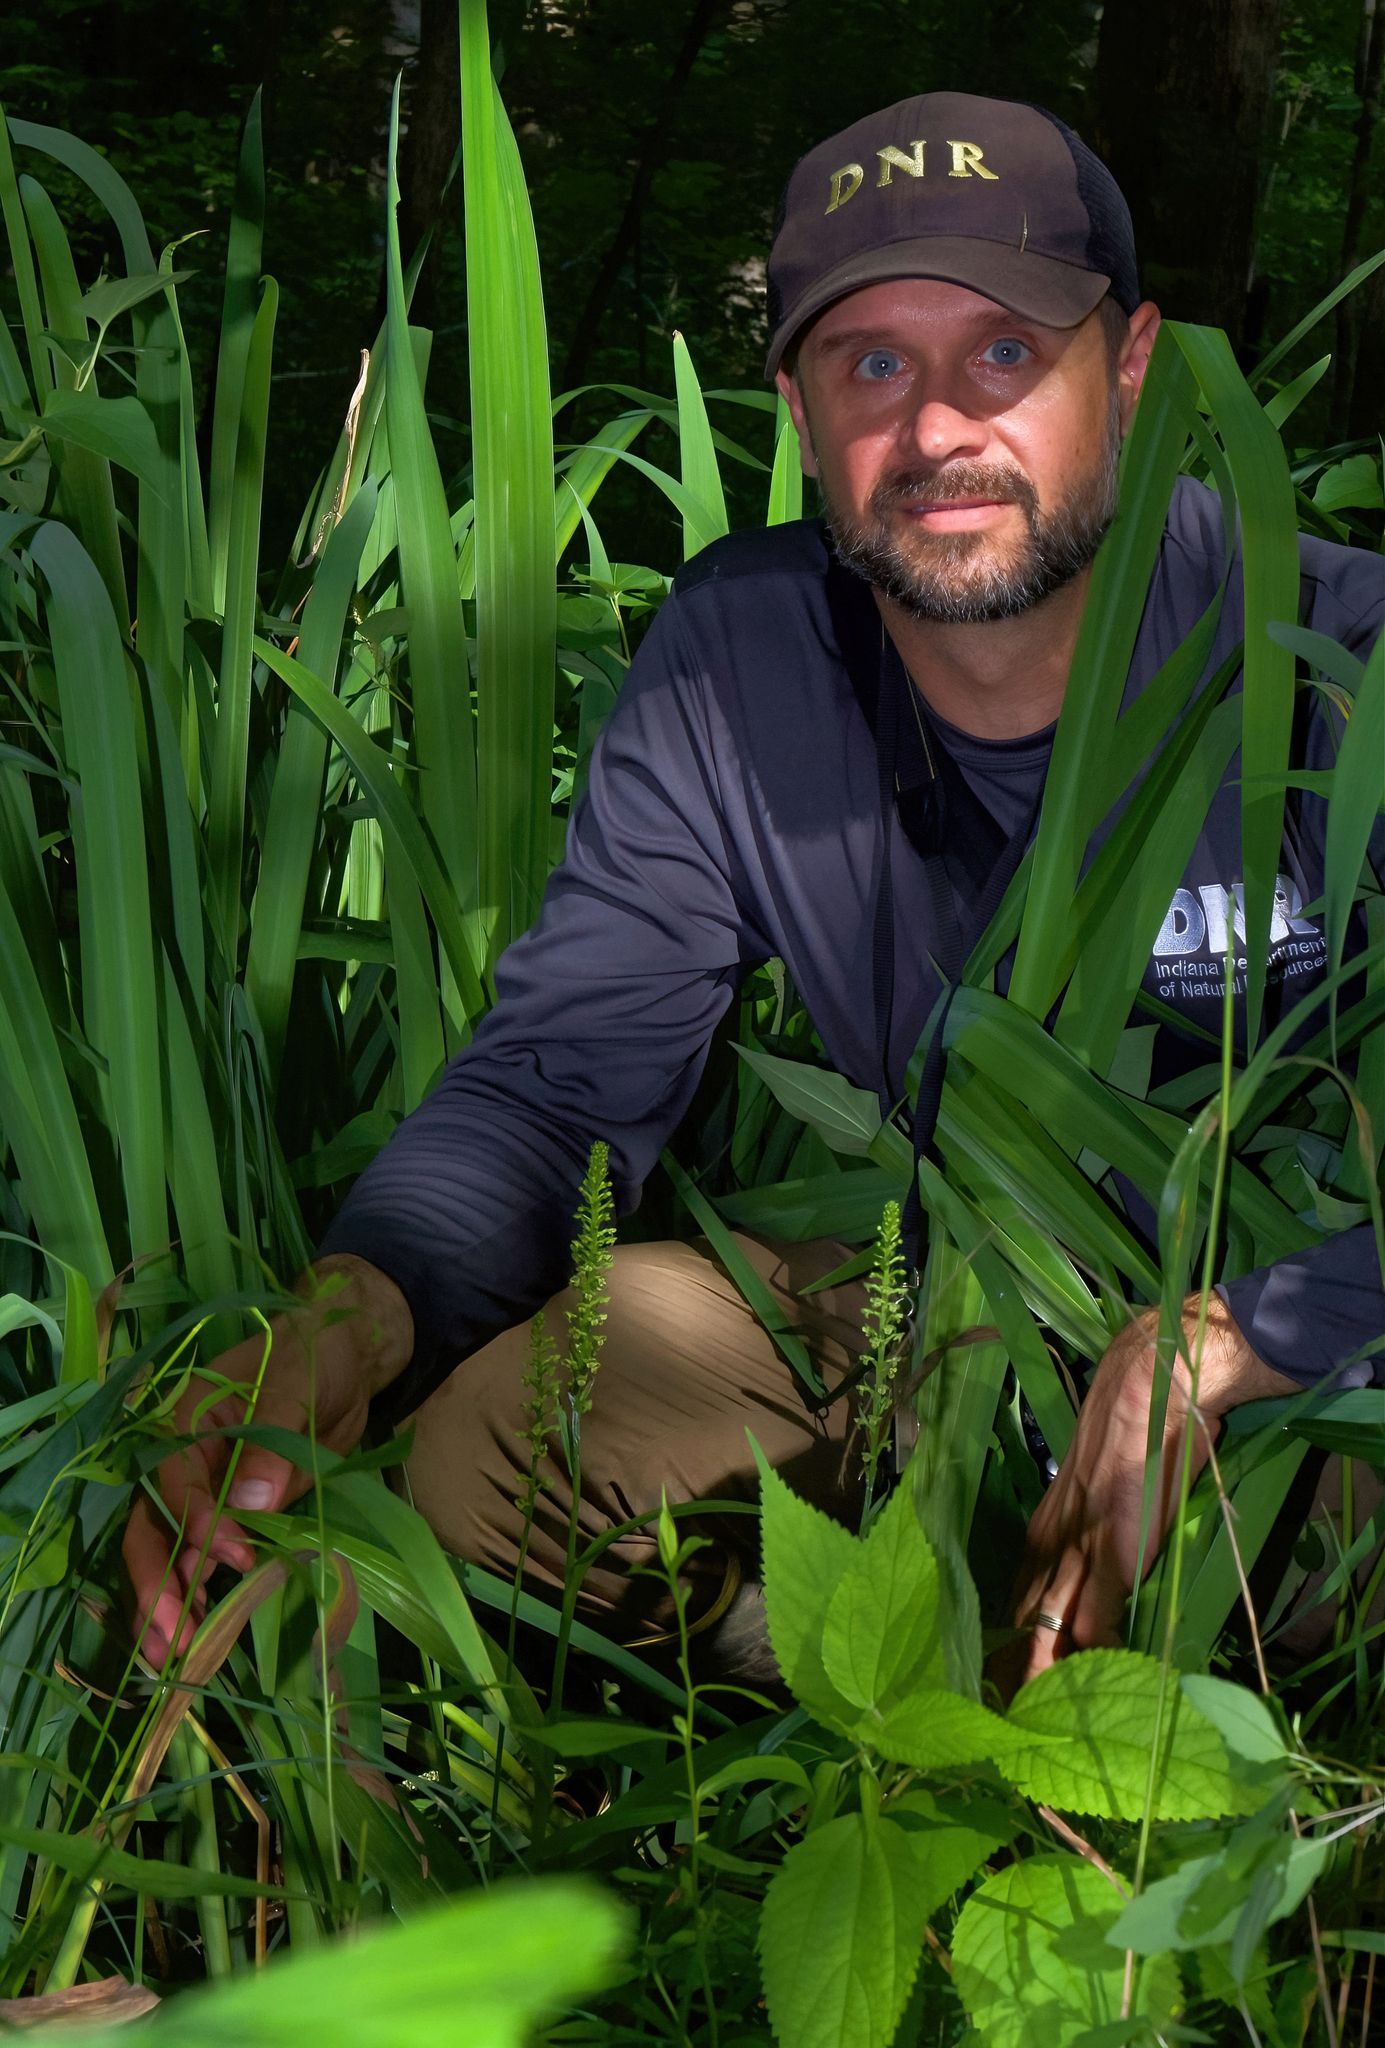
[774,366,819,479]
[1117,302,1162,433]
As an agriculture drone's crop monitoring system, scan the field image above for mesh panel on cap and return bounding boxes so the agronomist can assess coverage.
[1027,105,1141,313]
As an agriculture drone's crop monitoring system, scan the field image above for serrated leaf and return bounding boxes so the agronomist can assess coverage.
[868,1689,1023,1772]
[758,1458,861,1727]
[759,1811,930,2048]
[1005,1651,1261,1821]
[889,1788,1017,1918]
[953,1856,1179,2048]
[1177,1676,1287,1766]
[821,1477,944,1711]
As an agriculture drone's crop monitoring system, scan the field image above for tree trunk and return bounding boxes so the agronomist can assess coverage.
[1092,0,1285,351]
[399,0,462,332]
[1331,0,1383,438]
[559,0,735,394]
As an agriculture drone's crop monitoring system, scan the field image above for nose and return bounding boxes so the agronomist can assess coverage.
[903,393,988,469]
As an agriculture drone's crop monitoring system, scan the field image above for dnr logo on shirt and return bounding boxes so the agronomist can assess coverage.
[1149,873,1326,1008]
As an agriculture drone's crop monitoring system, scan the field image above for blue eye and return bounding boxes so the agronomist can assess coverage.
[854,348,904,381]
[982,337,1031,367]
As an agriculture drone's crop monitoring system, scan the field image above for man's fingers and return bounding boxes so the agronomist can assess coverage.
[122,1494,207,1668]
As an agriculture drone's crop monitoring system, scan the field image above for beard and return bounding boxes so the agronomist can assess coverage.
[818,389,1122,625]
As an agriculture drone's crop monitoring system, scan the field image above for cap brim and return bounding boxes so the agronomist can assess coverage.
[765,237,1111,378]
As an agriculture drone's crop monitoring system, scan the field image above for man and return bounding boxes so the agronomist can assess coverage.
[125,92,1384,1682]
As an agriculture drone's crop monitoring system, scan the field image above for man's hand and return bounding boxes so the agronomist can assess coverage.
[122,1255,413,1667]
[1005,1296,1298,1691]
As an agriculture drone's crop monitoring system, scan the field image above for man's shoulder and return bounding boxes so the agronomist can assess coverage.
[670,517,832,606]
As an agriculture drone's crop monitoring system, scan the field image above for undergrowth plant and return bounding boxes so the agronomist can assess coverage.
[0,0,1381,2038]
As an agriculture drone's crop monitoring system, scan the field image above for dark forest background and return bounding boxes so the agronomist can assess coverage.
[6,0,1381,559]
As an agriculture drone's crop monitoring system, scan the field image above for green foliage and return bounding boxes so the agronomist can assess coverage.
[952,1858,1180,2048]
[0,5,1381,2041]
[855,1198,909,1510]
[564,1138,616,1423]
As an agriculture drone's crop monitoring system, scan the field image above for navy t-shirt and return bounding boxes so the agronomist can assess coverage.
[322,480,1384,1417]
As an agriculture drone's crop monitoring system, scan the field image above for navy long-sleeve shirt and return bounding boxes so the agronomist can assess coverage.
[321,479,1384,1419]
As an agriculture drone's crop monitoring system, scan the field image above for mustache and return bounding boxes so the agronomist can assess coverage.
[871,463,1038,518]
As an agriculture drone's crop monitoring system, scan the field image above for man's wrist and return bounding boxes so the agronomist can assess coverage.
[298,1254,415,1397]
[1122,1295,1298,1422]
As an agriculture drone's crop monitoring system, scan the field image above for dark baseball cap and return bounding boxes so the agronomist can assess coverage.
[765,91,1140,378]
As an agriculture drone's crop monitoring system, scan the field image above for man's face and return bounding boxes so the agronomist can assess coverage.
[776,279,1130,625]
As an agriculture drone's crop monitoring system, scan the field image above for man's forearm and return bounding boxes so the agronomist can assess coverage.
[299,1253,416,1399]
[1157,1293,1301,1422]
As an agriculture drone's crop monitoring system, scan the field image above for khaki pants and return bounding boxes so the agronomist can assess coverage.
[404,1236,864,1639]
[402,1235,1383,1658]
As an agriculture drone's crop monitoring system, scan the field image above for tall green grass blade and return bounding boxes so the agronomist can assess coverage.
[252,637,485,1020]
[907,1235,1005,1545]
[246,483,378,1079]
[1009,330,1196,1013]
[1321,631,1384,1042]
[207,91,265,614]
[382,83,481,982]
[207,279,277,963]
[672,331,729,560]
[9,123,193,742]
[30,521,166,1269]
[0,869,109,1287]
[19,176,127,628]
[1167,323,1299,1044]
[1250,244,1385,388]
[766,394,804,525]
[661,1148,824,1398]
[459,6,557,960]
[0,115,48,407]
[553,409,651,561]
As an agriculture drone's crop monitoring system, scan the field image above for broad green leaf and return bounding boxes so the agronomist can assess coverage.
[758,1456,861,1728]
[1313,451,1383,513]
[1109,1832,1328,1959]
[869,1690,1022,1773]
[736,1043,886,1157]
[717,1164,907,1244]
[759,1811,929,2048]
[1178,1675,1287,1766]
[72,1882,626,2048]
[34,387,164,497]
[888,1788,1016,1916]
[821,1476,944,1711]
[459,8,556,958]
[953,1857,1179,2048]
[1005,1649,1267,1820]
